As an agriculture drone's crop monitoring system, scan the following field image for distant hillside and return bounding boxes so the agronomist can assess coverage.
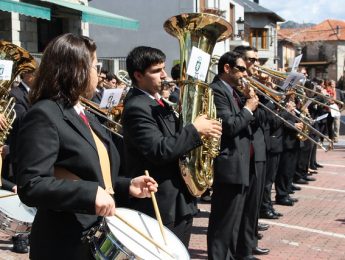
[280,20,315,29]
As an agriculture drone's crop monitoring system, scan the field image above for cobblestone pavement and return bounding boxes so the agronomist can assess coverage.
[1,138,344,260]
[190,137,345,260]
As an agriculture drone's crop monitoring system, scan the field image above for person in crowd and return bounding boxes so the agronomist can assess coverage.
[104,72,117,89]
[169,63,181,103]
[207,51,259,260]
[15,33,158,260]
[122,46,222,247]
[91,68,107,104]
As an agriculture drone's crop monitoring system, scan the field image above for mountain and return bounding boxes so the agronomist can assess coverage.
[280,20,315,29]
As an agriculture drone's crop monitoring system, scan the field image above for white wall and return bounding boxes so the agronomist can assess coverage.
[89,0,196,74]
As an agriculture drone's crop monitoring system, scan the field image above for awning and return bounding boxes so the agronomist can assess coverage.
[41,0,139,30]
[0,0,50,20]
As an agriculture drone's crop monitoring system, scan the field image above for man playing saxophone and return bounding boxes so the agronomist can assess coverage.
[207,51,258,260]
[122,46,222,247]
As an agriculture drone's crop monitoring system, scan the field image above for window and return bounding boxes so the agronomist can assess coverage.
[249,28,268,50]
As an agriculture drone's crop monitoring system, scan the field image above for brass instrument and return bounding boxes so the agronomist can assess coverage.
[79,96,123,138]
[255,65,344,111]
[242,78,333,151]
[116,70,132,87]
[0,40,37,145]
[164,13,232,197]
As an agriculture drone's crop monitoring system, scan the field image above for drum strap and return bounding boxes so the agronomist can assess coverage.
[89,128,114,195]
[54,124,114,195]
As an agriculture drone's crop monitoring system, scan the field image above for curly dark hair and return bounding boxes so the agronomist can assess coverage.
[30,33,97,106]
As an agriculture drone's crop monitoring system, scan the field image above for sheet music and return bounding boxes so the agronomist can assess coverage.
[99,88,124,109]
[0,60,13,80]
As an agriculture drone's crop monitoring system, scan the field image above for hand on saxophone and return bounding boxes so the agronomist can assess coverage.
[193,115,222,138]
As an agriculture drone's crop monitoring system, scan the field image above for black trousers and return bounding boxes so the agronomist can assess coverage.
[236,162,260,256]
[165,215,193,248]
[275,148,298,199]
[295,140,312,180]
[261,152,281,212]
[207,183,246,260]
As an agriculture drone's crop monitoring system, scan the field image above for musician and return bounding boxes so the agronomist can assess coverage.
[4,70,36,254]
[275,100,303,206]
[15,34,158,260]
[233,45,270,256]
[122,46,222,247]
[91,68,107,104]
[207,51,259,260]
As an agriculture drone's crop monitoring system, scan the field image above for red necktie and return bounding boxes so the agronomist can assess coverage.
[79,112,89,126]
[156,98,165,107]
[250,143,254,159]
[233,91,240,108]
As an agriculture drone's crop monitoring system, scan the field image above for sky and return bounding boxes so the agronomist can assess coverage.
[259,0,345,24]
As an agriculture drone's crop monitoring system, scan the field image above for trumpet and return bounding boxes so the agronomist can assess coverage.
[241,78,333,152]
[255,65,344,111]
[79,96,123,138]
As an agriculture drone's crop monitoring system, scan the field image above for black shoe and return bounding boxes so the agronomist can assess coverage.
[12,234,28,254]
[258,223,269,231]
[253,247,270,255]
[240,255,260,260]
[294,178,309,185]
[304,176,316,181]
[201,195,212,202]
[315,163,323,168]
[291,184,301,191]
[260,210,279,219]
[288,196,298,203]
[276,197,294,206]
[271,208,283,217]
[289,190,295,194]
[257,233,263,240]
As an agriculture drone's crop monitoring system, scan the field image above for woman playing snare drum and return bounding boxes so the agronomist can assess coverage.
[16,33,157,260]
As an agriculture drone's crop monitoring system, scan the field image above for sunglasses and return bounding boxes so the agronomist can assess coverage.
[234,65,247,72]
[246,57,258,63]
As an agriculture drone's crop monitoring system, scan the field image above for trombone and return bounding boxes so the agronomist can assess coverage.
[255,65,344,111]
[79,96,123,138]
[242,78,333,152]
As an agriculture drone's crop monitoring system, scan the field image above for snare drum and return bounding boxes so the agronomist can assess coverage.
[0,189,36,236]
[90,208,190,260]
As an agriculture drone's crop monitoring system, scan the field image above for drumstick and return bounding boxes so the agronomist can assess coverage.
[144,170,167,245]
[0,193,18,199]
[114,213,175,259]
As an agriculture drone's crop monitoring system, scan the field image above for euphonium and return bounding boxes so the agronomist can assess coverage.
[0,40,37,145]
[164,13,232,197]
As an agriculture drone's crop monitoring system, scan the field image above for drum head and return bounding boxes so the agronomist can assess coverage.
[0,190,36,223]
[106,208,190,260]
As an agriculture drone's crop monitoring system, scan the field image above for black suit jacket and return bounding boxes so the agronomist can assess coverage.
[122,87,201,225]
[16,99,130,259]
[210,79,254,186]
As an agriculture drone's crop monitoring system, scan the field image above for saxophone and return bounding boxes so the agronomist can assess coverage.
[164,13,232,197]
[0,40,37,145]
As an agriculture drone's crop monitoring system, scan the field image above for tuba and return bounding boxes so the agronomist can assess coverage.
[0,40,37,145]
[164,13,232,197]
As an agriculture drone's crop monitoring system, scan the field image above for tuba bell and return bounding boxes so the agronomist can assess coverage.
[164,13,232,197]
[0,40,37,145]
